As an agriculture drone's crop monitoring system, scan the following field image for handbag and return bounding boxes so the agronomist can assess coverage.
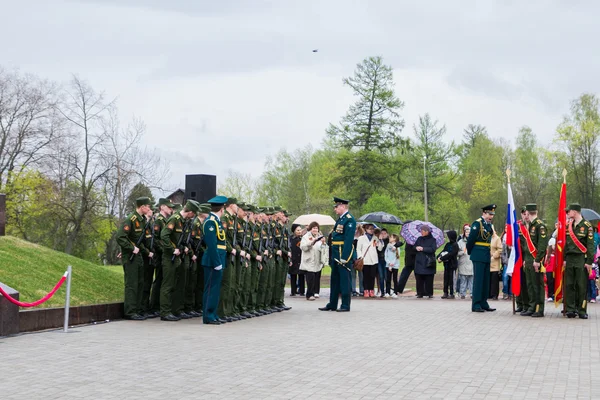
[353,244,372,272]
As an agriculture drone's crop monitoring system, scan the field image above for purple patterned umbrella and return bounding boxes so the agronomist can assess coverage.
[400,220,444,247]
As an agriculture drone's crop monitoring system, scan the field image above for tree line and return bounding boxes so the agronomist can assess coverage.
[0,67,167,263]
[220,56,600,232]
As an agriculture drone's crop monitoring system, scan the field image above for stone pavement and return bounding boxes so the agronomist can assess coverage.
[2,293,600,400]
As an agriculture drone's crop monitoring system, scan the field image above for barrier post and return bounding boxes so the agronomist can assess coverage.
[63,266,72,332]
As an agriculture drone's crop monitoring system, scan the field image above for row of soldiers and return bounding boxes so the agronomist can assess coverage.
[116,196,292,323]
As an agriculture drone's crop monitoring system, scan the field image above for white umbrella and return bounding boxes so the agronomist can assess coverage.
[293,213,336,226]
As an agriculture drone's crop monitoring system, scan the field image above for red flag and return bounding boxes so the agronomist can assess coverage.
[554,181,567,305]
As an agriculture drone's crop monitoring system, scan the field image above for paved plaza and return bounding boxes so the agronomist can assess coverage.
[2,293,600,399]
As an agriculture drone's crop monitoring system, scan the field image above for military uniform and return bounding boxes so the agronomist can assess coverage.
[202,196,228,325]
[183,214,205,318]
[515,208,529,313]
[218,207,238,321]
[149,202,172,315]
[564,203,595,319]
[141,213,156,317]
[116,197,152,320]
[466,204,496,313]
[520,204,548,317]
[159,200,200,321]
[320,197,356,312]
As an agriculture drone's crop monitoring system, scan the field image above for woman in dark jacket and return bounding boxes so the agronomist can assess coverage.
[289,224,305,296]
[414,225,438,298]
[437,230,458,299]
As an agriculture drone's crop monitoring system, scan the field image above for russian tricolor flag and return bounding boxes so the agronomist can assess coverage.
[506,182,522,296]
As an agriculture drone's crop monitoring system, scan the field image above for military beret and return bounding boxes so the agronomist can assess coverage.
[136,197,152,207]
[566,203,582,212]
[156,198,175,208]
[525,203,537,212]
[482,204,496,214]
[207,195,228,206]
[333,196,349,205]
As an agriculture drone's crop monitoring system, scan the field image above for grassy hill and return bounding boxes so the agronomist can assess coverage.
[0,236,123,308]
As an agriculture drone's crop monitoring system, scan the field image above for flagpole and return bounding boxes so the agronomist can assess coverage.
[562,169,567,317]
[507,168,516,315]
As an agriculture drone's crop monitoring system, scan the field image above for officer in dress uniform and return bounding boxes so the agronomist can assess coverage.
[564,203,595,319]
[202,196,229,325]
[515,206,529,313]
[319,197,356,312]
[466,204,497,313]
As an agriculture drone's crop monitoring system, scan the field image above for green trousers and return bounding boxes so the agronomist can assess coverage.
[194,256,205,313]
[123,252,144,317]
[149,252,163,313]
[264,257,276,308]
[141,255,154,314]
[233,254,245,314]
[564,254,588,315]
[218,254,235,317]
[172,254,186,315]
[160,253,180,317]
[273,256,287,306]
[237,257,251,313]
[524,262,545,314]
[184,257,199,313]
[471,261,491,311]
[248,261,261,311]
[257,259,271,310]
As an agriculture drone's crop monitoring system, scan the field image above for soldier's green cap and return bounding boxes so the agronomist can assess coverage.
[240,203,252,212]
[283,209,290,217]
[156,198,175,208]
[263,207,275,215]
[273,206,283,212]
[207,195,228,206]
[520,206,527,213]
[566,203,582,212]
[199,203,211,213]
[173,203,183,212]
[225,197,238,205]
[136,197,152,207]
[184,199,200,213]
[482,204,496,214]
[525,203,537,212]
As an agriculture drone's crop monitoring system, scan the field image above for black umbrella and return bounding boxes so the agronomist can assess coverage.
[358,211,403,225]
[582,208,600,221]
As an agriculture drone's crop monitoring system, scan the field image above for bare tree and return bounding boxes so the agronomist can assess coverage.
[56,75,115,254]
[0,68,61,185]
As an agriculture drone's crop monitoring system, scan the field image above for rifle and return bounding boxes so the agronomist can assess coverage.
[258,222,265,258]
[231,210,239,262]
[171,218,192,262]
[149,216,157,266]
[129,217,152,261]
[241,216,250,250]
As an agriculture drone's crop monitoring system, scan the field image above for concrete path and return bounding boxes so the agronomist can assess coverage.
[1,293,599,399]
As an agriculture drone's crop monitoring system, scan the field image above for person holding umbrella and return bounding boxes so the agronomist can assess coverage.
[319,197,357,312]
[466,204,497,313]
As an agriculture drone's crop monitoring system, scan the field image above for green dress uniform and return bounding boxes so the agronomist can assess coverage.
[264,219,278,310]
[251,220,267,314]
[321,198,356,312]
[116,204,149,320]
[256,221,271,313]
[218,209,236,320]
[237,212,253,317]
[141,215,156,316]
[183,216,203,317]
[233,215,247,317]
[466,205,496,313]
[202,197,228,325]
[159,211,185,319]
[521,205,549,317]
[149,212,168,314]
[515,217,530,312]
[564,203,595,319]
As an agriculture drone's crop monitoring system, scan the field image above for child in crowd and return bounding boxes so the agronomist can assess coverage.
[385,234,401,298]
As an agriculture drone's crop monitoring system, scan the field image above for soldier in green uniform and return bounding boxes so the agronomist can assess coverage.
[218,198,241,322]
[202,196,229,325]
[264,208,280,312]
[149,198,174,316]
[116,197,153,320]
[192,204,211,315]
[159,199,199,321]
[466,204,497,313]
[256,209,273,314]
[564,203,595,319]
[237,203,255,318]
[319,197,356,312]
[183,204,210,318]
[521,204,549,317]
[273,208,292,311]
[515,206,529,313]
[232,203,249,319]
[141,205,157,318]
[250,207,268,316]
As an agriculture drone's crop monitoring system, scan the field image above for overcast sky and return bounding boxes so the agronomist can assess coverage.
[2,0,599,195]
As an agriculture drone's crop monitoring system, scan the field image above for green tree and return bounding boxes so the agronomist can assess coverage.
[556,93,600,208]
[326,56,405,206]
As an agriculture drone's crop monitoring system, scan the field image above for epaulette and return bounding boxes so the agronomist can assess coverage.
[174,214,181,220]
[209,216,216,221]
[584,220,592,227]
[156,214,165,221]
[130,214,137,222]
[347,213,354,219]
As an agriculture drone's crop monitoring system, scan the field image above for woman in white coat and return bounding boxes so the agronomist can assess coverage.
[357,224,383,298]
[300,221,329,300]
